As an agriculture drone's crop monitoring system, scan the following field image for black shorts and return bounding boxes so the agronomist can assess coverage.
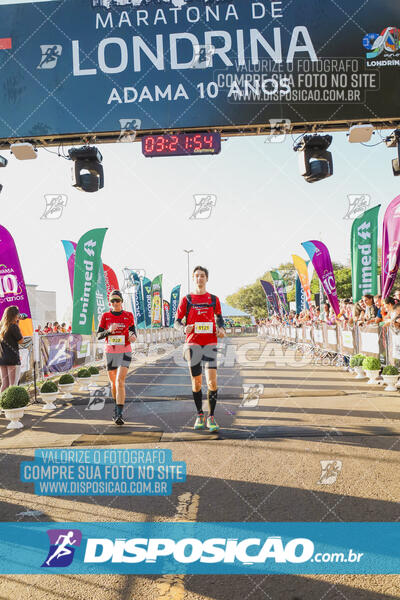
[106,352,132,371]
[184,344,218,377]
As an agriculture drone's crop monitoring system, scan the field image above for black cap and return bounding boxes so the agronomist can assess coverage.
[110,290,123,301]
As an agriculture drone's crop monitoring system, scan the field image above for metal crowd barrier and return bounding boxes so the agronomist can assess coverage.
[258,322,400,365]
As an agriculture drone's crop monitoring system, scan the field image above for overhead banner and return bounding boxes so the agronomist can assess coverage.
[163,300,170,329]
[169,285,181,327]
[351,205,380,302]
[129,271,146,330]
[0,1,399,141]
[72,228,107,335]
[260,280,280,317]
[142,277,152,329]
[381,195,400,298]
[0,225,33,336]
[61,240,77,297]
[292,255,312,305]
[151,274,163,329]
[302,240,340,316]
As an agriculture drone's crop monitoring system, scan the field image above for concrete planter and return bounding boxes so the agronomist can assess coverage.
[40,391,58,410]
[3,407,25,429]
[382,375,399,392]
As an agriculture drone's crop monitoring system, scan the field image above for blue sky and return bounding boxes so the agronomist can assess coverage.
[0,128,398,319]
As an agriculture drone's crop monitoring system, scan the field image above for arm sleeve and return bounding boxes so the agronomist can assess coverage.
[215,297,225,328]
[174,298,187,331]
[128,313,136,336]
[97,327,109,341]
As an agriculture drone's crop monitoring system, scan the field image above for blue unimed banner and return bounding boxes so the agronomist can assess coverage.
[0,0,399,140]
[0,522,399,574]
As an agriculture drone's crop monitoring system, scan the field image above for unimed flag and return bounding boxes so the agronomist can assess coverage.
[0,225,33,336]
[381,195,400,298]
[72,228,107,335]
[351,205,380,302]
[302,240,340,316]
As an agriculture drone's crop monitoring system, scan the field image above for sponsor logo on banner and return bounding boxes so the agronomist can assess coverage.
[364,27,400,66]
[42,529,82,568]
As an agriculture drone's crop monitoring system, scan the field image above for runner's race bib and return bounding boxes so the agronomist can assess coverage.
[108,335,125,345]
[195,322,213,334]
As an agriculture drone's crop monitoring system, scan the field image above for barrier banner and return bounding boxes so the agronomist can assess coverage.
[337,323,356,356]
[72,228,107,335]
[40,334,74,375]
[169,285,181,327]
[351,206,380,302]
[0,224,33,336]
[382,195,400,298]
[302,240,341,316]
[356,324,381,359]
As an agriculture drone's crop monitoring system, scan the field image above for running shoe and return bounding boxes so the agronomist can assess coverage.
[115,416,125,426]
[207,416,220,432]
[194,414,205,430]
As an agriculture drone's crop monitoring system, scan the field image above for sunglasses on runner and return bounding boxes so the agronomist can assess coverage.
[110,299,122,303]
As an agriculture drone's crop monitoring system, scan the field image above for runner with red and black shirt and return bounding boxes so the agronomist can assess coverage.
[174,266,225,432]
[97,290,136,425]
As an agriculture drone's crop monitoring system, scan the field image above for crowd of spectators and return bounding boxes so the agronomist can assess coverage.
[258,293,400,331]
[35,322,72,335]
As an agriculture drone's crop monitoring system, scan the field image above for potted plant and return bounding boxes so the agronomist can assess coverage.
[0,385,29,429]
[362,356,381,384]
[88,365,100,387]
[40,380,59,410]
[58,373,75,399]
[349,354,366,378]
[381,365,399,392]
[76,368,92,391]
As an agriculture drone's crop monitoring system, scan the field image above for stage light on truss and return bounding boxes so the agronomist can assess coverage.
[68,146,104,193]
[10,142,37,160]
[385,130,400,176]
[294,135,333,183]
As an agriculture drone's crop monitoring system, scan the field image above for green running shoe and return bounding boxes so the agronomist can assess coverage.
[207,416,220,432]
[194,414,206,430]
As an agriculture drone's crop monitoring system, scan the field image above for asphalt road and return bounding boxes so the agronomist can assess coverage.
[0,337,399,599]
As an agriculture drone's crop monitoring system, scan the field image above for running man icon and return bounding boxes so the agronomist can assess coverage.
[42,529,82,568]
[37,45,62,69]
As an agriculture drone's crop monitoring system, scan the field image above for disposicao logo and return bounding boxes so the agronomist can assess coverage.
[42,529,82,568]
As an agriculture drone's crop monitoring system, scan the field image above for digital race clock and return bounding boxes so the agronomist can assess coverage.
[142,133,221,157]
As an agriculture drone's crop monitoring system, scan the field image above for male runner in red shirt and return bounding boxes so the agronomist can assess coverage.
[97,290,136,425]
[174,266,225,432]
